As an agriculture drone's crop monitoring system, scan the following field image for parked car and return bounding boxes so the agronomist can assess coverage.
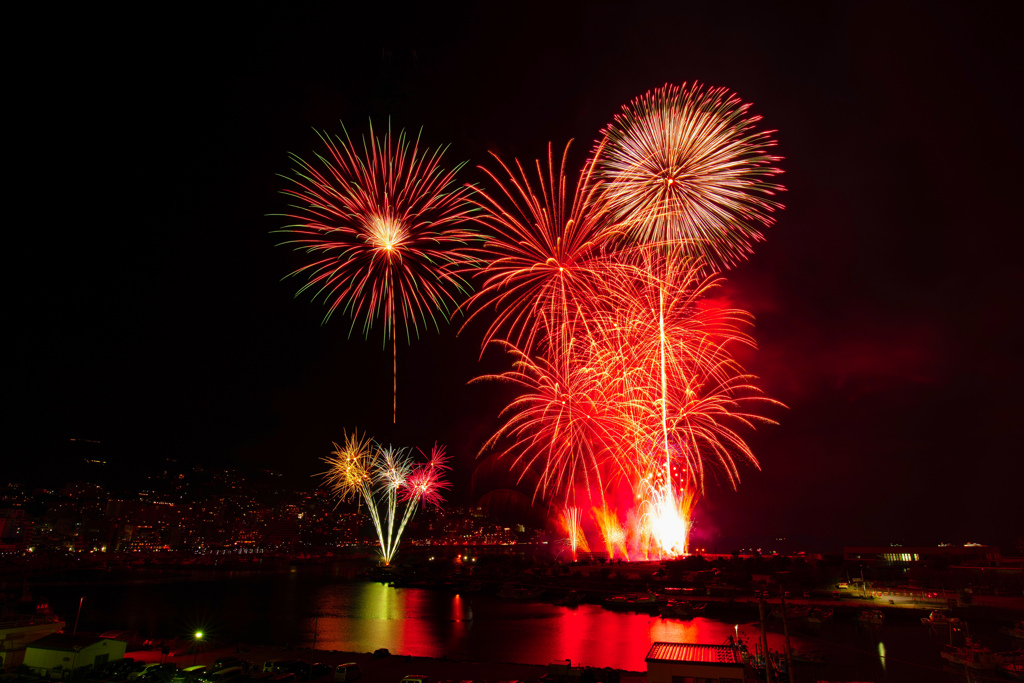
[308,664,332,681]
[213,659,248,673]
[142,663,179,683]
[204,667,245,683]
[334,664,361,682]
[129,663,168,681]
[273,661,309,681]
[170,665,207,683]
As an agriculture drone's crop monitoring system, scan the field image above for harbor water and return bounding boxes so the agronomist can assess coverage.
[18,565,1020,682]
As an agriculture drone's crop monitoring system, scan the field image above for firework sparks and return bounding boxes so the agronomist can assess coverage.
[593,250,778,493]
[560,505,589,560]
[639,481,698,557]
[595,82,784,271]
[593,505,628,560]
[475,249,779,558]
[462,141,619,355]
[276,122,478,422]
[402,443,452,509]
[322,434,451,564]
[473,339,630,505]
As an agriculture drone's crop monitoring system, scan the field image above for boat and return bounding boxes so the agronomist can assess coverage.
[920,609,960,627]
[602,592,664,612]
[940,641,1015,671]
[773,604,811,619]
[1005,620,1024,640]
[1001,659,1024,680]
[856,609,885,625]
[659,599,707,619]
[807,607,833,624]
[555,590,583,607]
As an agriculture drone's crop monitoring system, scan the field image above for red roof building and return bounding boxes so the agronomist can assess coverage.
[645,641,745,682]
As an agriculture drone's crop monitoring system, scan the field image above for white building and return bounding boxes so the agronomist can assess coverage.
[24,634,126,679]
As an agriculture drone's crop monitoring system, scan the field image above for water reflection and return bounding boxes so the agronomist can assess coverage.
[302,583,814,671]
[40,574,970,680]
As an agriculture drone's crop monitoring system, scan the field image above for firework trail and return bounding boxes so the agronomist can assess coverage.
[276,122,478,422]
[592,250,777,492]
[560,505,589,560]
[595,82,784,272]
[322,433,450,564]
[476,249,779,556]
[592,505,628,560]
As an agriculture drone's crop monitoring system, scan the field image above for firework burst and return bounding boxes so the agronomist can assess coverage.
[593,250,778,492]
[276,121,478,421]
[473,339,632,506]
[462,141,619,355]
[595,82,784,271]
[321,433,450,564]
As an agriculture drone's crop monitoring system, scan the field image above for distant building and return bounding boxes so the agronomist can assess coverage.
[645,642,745,682]
[23,634,126,679]
[844,545,1003,567]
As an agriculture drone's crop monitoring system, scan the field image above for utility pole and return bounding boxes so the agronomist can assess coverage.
[779,588,795,683]
[758,595,774,683]
[73,597,84,635]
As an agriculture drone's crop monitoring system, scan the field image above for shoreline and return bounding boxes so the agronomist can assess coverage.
[130,643,648,683]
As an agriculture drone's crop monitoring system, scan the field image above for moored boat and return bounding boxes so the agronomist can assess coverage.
[807,607,833,624]
[940,641,1014,671]
[659,599,707,619]
[1005,620,1024,640]
[1001,659,1024,680]
[555,590,583,606]
[921,609,960,627]
[602,592,664,611]
[856,609,885,625]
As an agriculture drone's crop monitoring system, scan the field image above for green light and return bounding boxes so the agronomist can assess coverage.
[195,631,203,640]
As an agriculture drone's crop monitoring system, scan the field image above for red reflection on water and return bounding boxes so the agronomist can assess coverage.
[556,606,586,663]
[451,594,463,621]
[306,584,815,671]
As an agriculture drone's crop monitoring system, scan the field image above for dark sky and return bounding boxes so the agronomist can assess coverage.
[14,3,1023,550]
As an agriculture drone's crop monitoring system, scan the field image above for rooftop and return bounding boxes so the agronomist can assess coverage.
[27,634,115,652]
[646,642,742,666]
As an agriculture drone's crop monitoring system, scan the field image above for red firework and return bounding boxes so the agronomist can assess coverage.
[276,122,478,421]
[462,141,619,355]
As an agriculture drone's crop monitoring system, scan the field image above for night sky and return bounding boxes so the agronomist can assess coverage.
[15,3,1023,550]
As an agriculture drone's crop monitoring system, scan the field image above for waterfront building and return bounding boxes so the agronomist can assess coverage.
[844,544,1003,567]
[0,618,66,671]
[645,642,744,682]
[23,634,126,679]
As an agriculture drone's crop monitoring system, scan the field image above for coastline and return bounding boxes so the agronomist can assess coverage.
[130,643,647,683]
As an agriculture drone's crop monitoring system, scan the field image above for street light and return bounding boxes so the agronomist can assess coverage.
[192,632,203,667]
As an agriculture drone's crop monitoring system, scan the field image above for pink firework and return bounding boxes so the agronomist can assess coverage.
[403,443,452,508]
